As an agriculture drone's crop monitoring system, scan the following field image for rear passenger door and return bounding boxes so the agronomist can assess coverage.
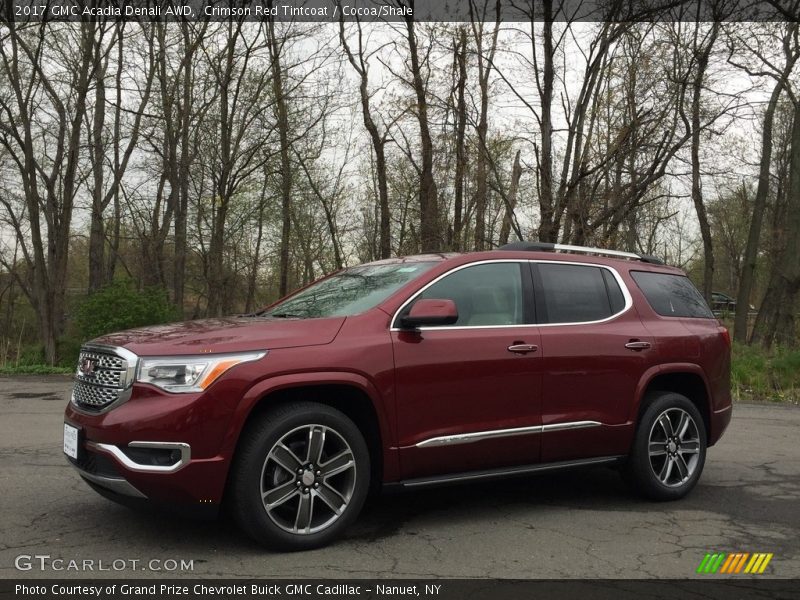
[532,262,655,463]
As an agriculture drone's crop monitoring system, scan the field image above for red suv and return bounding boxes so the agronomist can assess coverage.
[64,243,732,550]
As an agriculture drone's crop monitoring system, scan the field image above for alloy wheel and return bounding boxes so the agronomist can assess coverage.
[259,424,356,535]
[647,408,701,487]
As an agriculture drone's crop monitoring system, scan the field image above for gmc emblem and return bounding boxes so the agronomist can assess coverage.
[79,358,97,377]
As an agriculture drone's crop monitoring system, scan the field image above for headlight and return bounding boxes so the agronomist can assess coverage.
[136,351,267,393]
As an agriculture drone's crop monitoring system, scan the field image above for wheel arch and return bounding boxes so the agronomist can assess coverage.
[631,365,711,439]
[223,372,393,492]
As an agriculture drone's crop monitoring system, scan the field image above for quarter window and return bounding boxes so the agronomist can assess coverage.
[537,264,624,324]
[631,271,713,318]
[403,263,525,327]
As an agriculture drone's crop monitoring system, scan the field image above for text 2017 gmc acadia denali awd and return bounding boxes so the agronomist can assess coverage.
[64,242,732,550]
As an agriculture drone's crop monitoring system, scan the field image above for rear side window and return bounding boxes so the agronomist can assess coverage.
[631,271,713,318]
[536,264,625,324]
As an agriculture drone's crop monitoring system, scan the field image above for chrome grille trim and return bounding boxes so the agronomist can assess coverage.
[71,345,138,413]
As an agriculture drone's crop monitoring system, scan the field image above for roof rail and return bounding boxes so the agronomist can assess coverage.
[498,241,665,265]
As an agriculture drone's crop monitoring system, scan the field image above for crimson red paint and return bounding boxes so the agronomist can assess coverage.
[64,247,731,549]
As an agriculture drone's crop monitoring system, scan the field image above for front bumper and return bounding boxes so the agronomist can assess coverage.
[708,403,732,447]
[64,382,235,505]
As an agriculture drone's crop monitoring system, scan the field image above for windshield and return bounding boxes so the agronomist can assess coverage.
[261,262,438,319]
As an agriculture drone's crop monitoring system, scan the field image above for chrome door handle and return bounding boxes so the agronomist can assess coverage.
[625,341,651,351]
[508,344,538,354]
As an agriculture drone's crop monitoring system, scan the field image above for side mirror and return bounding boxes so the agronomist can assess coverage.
[400,298,458,329]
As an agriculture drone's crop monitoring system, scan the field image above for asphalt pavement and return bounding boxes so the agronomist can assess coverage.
[0,375,798,579]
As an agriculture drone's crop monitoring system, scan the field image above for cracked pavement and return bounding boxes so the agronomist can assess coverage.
[1,375,798,579]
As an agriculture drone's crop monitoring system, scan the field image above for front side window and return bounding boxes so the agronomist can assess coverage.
[262,262,437,319]
[537,263,624,324]
[401,262,525,327]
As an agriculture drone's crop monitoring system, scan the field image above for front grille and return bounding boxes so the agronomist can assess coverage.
[72,346,136,412]
[77,350,124,370]
[72,380,122,408]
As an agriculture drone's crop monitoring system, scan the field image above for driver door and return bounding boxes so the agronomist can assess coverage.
[391,261,542,480]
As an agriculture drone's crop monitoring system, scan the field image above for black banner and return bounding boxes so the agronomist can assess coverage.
[2,580,799,600]
[2,0,800,23]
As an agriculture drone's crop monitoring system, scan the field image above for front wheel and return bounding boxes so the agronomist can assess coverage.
[625,392,707,501]
[230,402,370,550]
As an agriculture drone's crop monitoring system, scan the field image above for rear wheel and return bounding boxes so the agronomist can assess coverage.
[230,402,370,550]
[625,392,706,501]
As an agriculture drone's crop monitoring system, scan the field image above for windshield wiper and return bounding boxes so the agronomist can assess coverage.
[267,312,306,319]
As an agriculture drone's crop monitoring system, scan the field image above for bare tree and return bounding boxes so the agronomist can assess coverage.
[730,22,799,342]
[86,22,156,292]
[339,15,391,259]
[751,94,800,348]
[469,0,501,250]
[404,5,442,252]
[0,23,98,364]
[686,20,721,302]
[201,22,274,315]
[451,26,469,251]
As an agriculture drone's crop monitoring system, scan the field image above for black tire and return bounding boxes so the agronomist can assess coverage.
[624,391,707,501]
[230,401,370,551]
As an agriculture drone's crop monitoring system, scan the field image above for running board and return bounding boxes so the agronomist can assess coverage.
[390,455,625,489]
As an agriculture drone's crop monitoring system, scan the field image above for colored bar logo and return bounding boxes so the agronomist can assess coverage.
[696,552,773,574]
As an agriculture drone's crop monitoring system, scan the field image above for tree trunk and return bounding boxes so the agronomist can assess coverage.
[537,0,556,243]
[173,22,198,314]
[735,45,796,342]
[453,27,468,251]
[690,23,719,302]
[338,19,390,259]
[752,98,800,348]
[88,50,107,292]
[471,4,500,250]
[268,11,293,296]
[499,150,522,245]
[405,13,441,252]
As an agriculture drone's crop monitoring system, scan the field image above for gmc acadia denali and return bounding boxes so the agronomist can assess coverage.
[64,242,732,550]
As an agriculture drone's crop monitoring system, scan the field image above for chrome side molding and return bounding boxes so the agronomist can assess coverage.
[415,421,602,448]
[541,420,602,432]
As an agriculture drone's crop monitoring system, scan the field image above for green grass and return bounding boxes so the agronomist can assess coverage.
[732,342,800,404]
[0,364,73,375]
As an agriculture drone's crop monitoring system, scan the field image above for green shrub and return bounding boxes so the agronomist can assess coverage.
[16,343,46,366]
[73,281,179,342]
[57,337,83,368]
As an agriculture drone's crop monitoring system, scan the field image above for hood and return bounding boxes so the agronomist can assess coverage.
[90,316,346,356]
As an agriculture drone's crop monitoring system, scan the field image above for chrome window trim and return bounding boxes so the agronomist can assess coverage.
[88,441,191,474]
[415,421,602,448]
[389,258,632,331]
[534,260,633,327]
[390,259,530,331]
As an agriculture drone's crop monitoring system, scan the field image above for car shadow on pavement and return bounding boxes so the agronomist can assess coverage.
[88,466,641,552]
